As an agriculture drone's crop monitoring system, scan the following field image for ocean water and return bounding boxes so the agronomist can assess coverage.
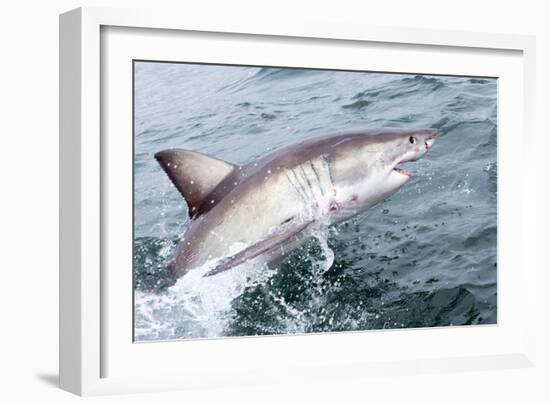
[133,61,497,341]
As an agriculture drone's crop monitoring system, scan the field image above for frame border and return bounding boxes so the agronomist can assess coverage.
[59,6,537,396]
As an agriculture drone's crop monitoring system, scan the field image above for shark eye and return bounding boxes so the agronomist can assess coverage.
[409,136,416,144]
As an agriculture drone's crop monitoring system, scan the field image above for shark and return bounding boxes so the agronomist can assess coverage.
[154,128,437,278]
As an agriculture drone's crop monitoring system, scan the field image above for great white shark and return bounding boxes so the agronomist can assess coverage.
[155,128,437,278]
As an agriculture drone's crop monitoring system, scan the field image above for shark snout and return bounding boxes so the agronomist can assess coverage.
[424,129,438,151]
[425,136,436,150]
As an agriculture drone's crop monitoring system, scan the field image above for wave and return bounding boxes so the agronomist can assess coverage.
[343,75,446,112]
[217,67,323,94]
[341,99,371,110]
[400,74,445,89]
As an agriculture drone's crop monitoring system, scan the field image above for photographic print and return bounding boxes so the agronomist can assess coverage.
[133,61,497,341]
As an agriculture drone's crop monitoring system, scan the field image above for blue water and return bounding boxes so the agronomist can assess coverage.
[133,61,497,341]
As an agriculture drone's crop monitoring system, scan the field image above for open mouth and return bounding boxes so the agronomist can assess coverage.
[393,167,412,177]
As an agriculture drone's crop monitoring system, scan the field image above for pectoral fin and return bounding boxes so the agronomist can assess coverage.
[203,220,313,277]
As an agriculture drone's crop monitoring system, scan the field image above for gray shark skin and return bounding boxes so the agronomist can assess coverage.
[154,128,438,278]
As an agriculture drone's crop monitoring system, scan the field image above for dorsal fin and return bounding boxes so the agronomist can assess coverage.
[154,149,236,218]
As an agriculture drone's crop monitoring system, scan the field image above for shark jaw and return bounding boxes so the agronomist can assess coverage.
[393,167,412,177]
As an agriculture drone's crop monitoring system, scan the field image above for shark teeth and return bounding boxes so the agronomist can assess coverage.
[393,167,412,177]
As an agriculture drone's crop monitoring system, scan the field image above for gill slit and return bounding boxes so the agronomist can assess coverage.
[309,160,325,197]
[285,170,308,205]
[292,167,312,204]
[321,153,337,197]
[299,164,319,207]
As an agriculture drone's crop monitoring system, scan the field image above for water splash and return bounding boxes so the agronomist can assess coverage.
[135,248,280,340]
[255,222,339,335]
[134,221,337,341]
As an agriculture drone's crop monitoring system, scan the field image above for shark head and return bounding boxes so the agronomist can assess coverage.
[327,128,438,218]
[379,127,438,181]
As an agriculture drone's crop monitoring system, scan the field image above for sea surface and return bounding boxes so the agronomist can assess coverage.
[133,61,497,341]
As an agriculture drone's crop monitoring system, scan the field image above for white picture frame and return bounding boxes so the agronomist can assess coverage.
[59,6,537,396]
